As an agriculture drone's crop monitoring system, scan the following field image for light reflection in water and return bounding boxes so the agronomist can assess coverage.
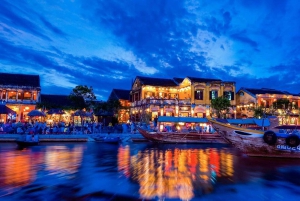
[45,146,83,177]
[118,146,234,201]
[0,145,83,196]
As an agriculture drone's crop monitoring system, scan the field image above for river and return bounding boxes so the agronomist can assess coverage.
[0,142,300,201]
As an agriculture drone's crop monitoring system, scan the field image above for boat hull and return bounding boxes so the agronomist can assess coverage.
[207,117,300,158]
[16,140,39,147]
[137,128,226,144]
[94,137,120,144]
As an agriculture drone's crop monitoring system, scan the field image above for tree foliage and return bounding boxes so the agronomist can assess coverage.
[69,85,96,110]
[94,99,121,114]
[211,96,231,118]
[273,98,290,109]
[253,107,264,118]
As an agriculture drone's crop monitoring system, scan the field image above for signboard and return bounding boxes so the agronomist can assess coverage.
[180,107,189,111]
[276,145,300,151]
[165,108,174,112]
[151,106,159,112]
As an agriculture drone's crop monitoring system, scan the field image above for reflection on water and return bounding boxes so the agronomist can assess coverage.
[1,143,300,200]
[0,144,83,196]
[118,145,234,200]
[45,146,83,177]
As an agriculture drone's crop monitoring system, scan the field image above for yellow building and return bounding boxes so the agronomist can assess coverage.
[236,87,300,124]
[0,73,41,122]
[130,76,236,121]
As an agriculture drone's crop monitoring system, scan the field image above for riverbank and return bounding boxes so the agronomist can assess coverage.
[0,133,145,142]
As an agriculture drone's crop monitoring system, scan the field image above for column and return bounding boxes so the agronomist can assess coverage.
[0,90,2,101]
[16,90,19,101]
[37,91,40,102]
[31,91,34,101]
[5,91,8,101]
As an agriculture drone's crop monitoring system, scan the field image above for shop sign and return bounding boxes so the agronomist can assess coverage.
[180,107,189,111]
[276,145,300,151]
[165,108,174,112]
[151,106,159,112]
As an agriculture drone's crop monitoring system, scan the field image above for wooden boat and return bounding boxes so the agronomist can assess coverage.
[207,116,300,158]
[16,134,39,147]
[93,136,121,144]
[16,140,39,147]
[137,127,226,144]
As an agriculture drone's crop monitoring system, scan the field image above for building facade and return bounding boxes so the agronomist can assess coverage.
[236,88,300,125]
[107,89,131,123]
[0,73,41,122]
[130,76,236,122]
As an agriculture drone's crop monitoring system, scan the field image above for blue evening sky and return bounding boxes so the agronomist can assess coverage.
[1,0,299,100]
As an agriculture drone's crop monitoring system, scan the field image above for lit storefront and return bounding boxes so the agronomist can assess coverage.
[130,76,236,122]
[236,88,300,123]
[0,73,41,122]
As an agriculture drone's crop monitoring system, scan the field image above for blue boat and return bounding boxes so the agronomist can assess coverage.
[93,136,121,144]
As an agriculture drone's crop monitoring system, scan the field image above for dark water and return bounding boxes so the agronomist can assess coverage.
[0,142,300,201]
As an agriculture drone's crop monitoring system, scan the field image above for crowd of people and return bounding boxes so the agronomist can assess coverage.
[0,120,138,134]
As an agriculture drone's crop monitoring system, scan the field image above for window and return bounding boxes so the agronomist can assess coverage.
[209,90,218,100]
[224,91,234,100]
[194,90,204,100]
[239,92,244,96]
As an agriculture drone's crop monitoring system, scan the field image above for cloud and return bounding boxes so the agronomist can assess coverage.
[0,0,300,100]
[39,16,67,37]
[0,0,51,40]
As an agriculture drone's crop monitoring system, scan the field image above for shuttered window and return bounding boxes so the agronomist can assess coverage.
[210,90,218,100]
[194,90,204,100]
[223,91,234,100]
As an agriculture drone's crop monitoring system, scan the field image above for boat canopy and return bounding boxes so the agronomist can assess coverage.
[226,118,270,127]
[157,116,208,123]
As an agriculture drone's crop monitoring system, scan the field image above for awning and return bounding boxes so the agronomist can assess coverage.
[0,105,16,114]
[158,116,208,123]
[227,118,270,127]
[254,119,270,127]
[194,106,206,113]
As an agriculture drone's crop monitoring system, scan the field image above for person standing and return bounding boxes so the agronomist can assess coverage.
[153,115,158,130]
[131,122,136,134]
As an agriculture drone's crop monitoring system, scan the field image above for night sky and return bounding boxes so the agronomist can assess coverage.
[1,0,300,100]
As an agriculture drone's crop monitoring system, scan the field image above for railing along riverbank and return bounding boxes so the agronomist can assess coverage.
[0,132,144,142]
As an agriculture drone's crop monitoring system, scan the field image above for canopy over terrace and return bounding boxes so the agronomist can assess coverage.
[157,116,208,123]
[0,104,16,123]
[226,118,270,127]
[0,105,16,114]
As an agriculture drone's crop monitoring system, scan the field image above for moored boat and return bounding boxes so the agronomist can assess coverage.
[93,136,121,144]
[137,127,226,144]
[207,116,300,158]
[137,116,226,144]
[16,134,39,147]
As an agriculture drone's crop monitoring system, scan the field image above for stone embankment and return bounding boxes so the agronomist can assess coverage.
[0,133,144,142]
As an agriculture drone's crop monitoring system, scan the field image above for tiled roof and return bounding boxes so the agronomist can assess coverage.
[241,88,287,96]
[111,89,130,100]
[0,73,40,87]
[173,77,184,84]
[40,94,84,108]
[136,76,178,86]
[186,77,221,83]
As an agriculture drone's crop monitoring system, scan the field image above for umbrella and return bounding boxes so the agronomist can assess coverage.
[27,110,46,117]
[47,109,65,115]
[0,105,16,114]
[72,110,92,117]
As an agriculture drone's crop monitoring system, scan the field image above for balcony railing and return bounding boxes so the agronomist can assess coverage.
[131,98,191,107]
[1,99,38,104]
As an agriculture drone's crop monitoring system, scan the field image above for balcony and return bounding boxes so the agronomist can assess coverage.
[1,99,38,104]
[131,98,191,107]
